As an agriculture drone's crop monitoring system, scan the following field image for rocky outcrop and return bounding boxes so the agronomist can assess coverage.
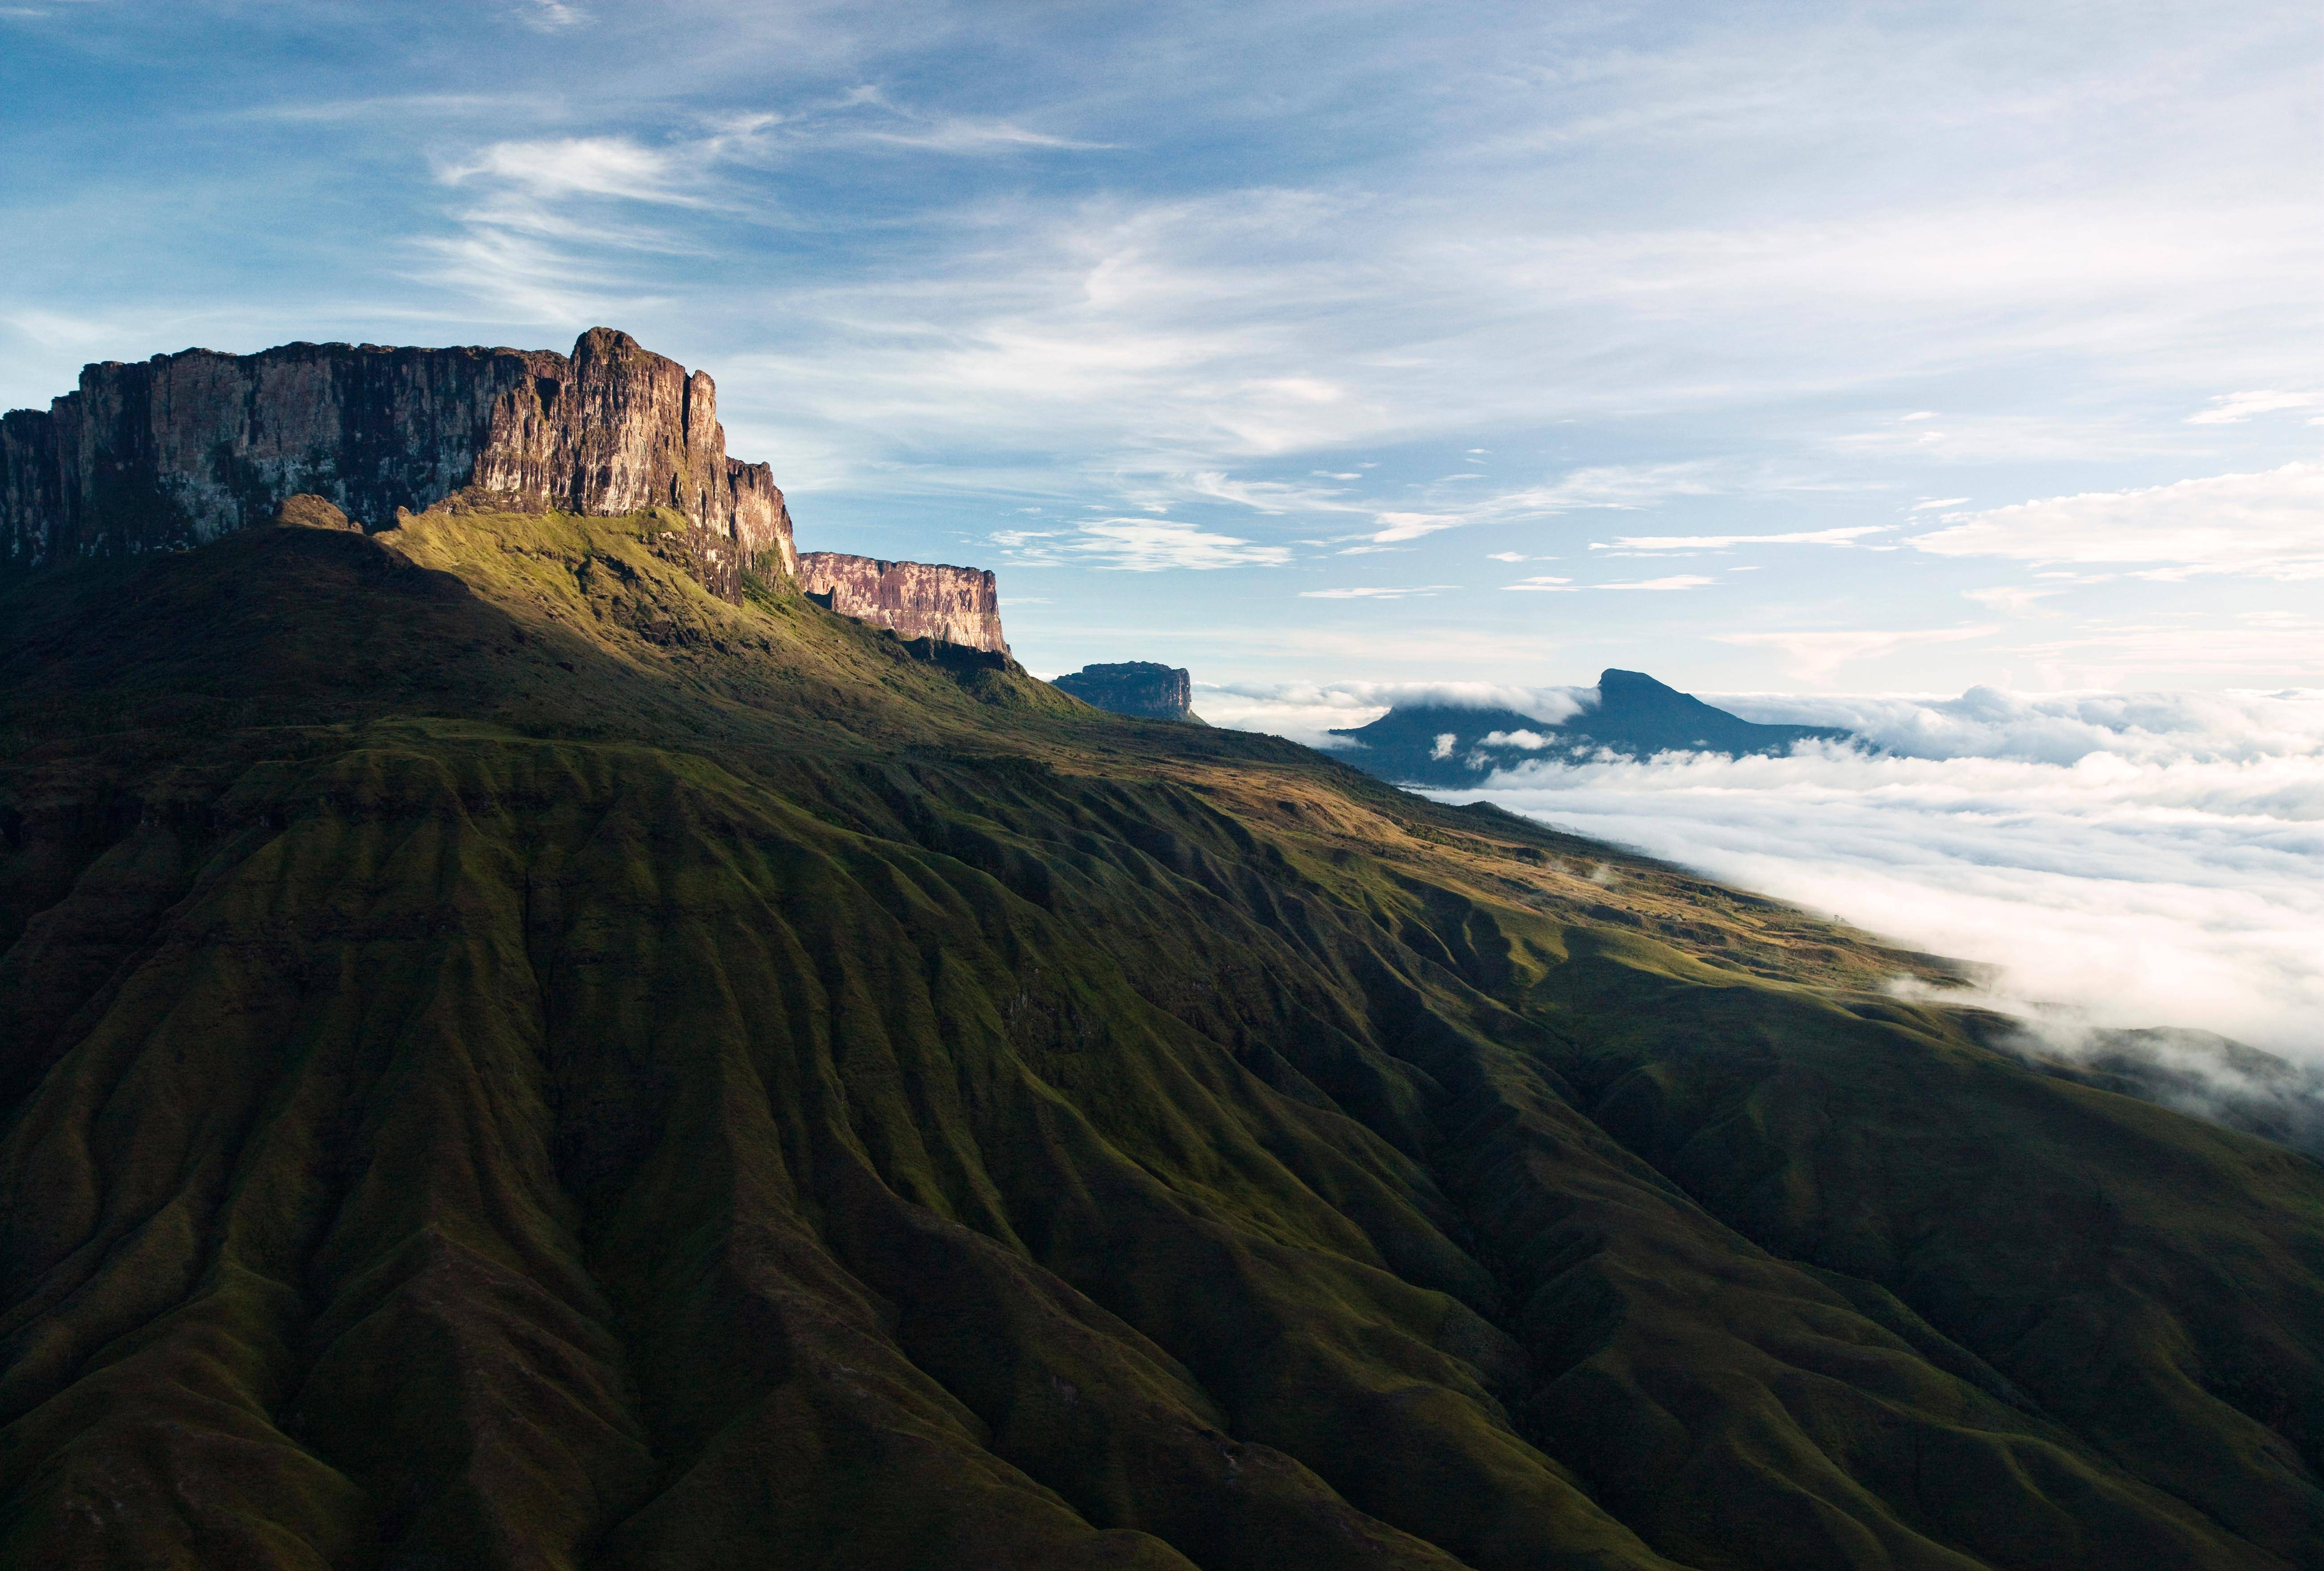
[0,328,795,588]
[1054,662,1199,722]
[273,494,360,532]
[799,552,1006,653]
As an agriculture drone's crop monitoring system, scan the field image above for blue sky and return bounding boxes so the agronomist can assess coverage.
[4,0,2320,693]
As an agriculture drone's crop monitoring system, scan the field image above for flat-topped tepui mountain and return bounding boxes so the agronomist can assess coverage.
[1329,668,1853,785]
[0,328,1019,651]
[1054,661,1201,722]
[0,328,796,589]
[0,338,2320,1571]
[801,551,1008,653]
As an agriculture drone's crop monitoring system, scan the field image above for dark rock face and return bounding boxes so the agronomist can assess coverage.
[1053,661,1198,721]
[799,552,1006,653]
[0,328,796,586]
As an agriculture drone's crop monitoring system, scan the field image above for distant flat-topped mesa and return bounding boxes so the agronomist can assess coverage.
[1329,668,1853,786]
[0,327,795,584]
[800,552,1007,654]
[1053,661,1200,722]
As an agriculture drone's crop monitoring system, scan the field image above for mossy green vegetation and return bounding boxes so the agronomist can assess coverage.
[1,511,2319,1570]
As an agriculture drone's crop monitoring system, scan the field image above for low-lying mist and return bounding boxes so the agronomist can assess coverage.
[1207,682,2324,1066]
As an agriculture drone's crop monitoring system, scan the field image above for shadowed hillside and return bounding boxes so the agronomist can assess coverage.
[1,508,2320,1571]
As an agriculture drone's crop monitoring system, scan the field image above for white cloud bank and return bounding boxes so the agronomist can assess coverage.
[1194,680,1592,747]
[1461,688,2324,1056]
[1207,683,2324,1056]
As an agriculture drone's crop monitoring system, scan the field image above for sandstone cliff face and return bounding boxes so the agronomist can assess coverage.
[799,552,1007,653]
[0,328,795,586]
[1053,661,1198,721]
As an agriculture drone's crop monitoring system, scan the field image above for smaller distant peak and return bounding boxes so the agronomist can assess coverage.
[1597,668,1675,692]
[1076,660,1179,678]
[1055,661,1197,722]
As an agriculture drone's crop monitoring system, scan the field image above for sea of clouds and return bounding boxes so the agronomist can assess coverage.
[1199,682,2324,1060]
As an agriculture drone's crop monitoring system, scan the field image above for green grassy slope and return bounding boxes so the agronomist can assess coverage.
[0,510,2319,1571]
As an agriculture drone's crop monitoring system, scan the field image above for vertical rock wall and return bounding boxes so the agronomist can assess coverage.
[1053,662,1197,721]
[799,553,1008,653]
[0,328,795,583]
[0,410,65,569]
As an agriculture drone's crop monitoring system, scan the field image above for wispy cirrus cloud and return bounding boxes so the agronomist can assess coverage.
[2005,613,2324,680]
[1598,574,1716,591]
[441,136,700,204]
[230,93,547,124]
[1591,525,1889,551]
[1299,584,1457,599]
[518,0,584,31]
[413,134,719,319]
[2186,390,2315,425]
[1827,413,2168,462]
[1962,584,2065,615]
[413,90,1110,322]
[811,87,1110,153]
[1911,462,2324,581]
[1717,625,2000,682]
[1362,463,1731,543]
[1193,471,1366,514]
[994,516,1288,571]
[1505,573,1714,592]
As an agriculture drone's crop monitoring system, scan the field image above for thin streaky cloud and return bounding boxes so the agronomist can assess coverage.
[1911,463,2324,581]
[1597,574,1717,591]
[229,93,549,124]
[1962,585,2065,615]
[1299,584,1459,599]
[439,137,704,205]
[520,0,584,31]
[2187,390,2315,425]
[1718,625,2001,682]
[1590,526,1890,551]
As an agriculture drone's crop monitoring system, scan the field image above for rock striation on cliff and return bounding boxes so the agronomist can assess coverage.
[799,552,1007,654]
[1053,661,1199,722]
[0,328,795,588]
